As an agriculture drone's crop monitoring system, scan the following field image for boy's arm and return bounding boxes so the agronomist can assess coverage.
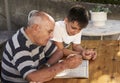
[72,43,84,54]
[73,43,97,60]
[54,41,80,56]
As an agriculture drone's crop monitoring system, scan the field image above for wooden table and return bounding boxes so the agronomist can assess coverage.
[46,40,120,83]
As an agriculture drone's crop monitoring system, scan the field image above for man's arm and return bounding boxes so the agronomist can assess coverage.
[26,54,82,83]
[26,61,67,83]
[46,49,63,66]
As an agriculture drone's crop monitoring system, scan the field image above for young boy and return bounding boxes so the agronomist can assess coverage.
[52,5,97,60]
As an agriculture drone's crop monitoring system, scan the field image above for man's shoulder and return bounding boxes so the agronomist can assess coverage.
[7,28,28,49]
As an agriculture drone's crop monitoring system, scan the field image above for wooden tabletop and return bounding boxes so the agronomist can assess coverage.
[46,40,120,83]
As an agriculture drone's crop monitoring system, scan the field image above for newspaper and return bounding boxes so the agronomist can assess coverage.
[55,60,89,78]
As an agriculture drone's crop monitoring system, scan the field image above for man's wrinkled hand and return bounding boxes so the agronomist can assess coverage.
[64,54,83,69]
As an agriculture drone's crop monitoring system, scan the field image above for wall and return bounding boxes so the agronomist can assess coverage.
[0,0,120,58]
[0,0,120,30]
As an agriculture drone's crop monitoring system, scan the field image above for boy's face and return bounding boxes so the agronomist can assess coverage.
[65,18,81,36]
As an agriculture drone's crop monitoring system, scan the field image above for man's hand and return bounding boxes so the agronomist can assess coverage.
[63,54,83,69]
[82,48,97,60]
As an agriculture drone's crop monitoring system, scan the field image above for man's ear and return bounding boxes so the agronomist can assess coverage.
[32,24,40,31]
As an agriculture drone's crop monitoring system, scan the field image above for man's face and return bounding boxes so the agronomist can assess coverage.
[65,19,81,36]
[33,22,54,46]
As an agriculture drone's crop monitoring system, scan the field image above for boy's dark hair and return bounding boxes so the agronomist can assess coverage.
[67,5,89,29]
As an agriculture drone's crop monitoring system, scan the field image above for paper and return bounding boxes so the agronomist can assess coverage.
[55,60,89,78]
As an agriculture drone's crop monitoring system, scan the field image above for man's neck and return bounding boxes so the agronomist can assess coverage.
[25,27,35,44]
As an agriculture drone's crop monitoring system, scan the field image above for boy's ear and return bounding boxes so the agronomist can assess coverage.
[64,17,68,24]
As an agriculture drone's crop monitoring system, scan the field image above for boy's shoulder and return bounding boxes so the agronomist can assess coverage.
[56,21,65,27]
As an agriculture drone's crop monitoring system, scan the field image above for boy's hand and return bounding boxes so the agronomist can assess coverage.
[82,48,97,60]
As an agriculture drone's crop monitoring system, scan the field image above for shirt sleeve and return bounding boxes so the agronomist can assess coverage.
[73,31,82,44]
[51,22,63,42]
[13,48,37,79]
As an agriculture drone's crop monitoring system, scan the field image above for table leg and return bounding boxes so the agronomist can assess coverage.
[100,36,103,40]
[118,35,120,40]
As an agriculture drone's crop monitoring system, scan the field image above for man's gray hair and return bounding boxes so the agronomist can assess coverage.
[27,10,55,27]
[28,10,38,21]
[28,10,41,26]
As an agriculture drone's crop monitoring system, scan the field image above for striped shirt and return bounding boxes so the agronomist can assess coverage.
[1,28,57,83]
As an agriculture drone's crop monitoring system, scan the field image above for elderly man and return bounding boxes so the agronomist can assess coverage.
[1,10,82,83]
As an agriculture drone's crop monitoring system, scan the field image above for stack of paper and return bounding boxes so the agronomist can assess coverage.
[55,60,89,78]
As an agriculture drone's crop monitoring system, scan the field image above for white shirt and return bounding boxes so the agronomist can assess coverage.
[52,21,82,47]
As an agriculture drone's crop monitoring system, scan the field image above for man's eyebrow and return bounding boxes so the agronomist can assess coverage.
[48,29,53,32]
[71,26,77,29]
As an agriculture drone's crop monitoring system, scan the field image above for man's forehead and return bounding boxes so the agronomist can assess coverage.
[44,23,54,31]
